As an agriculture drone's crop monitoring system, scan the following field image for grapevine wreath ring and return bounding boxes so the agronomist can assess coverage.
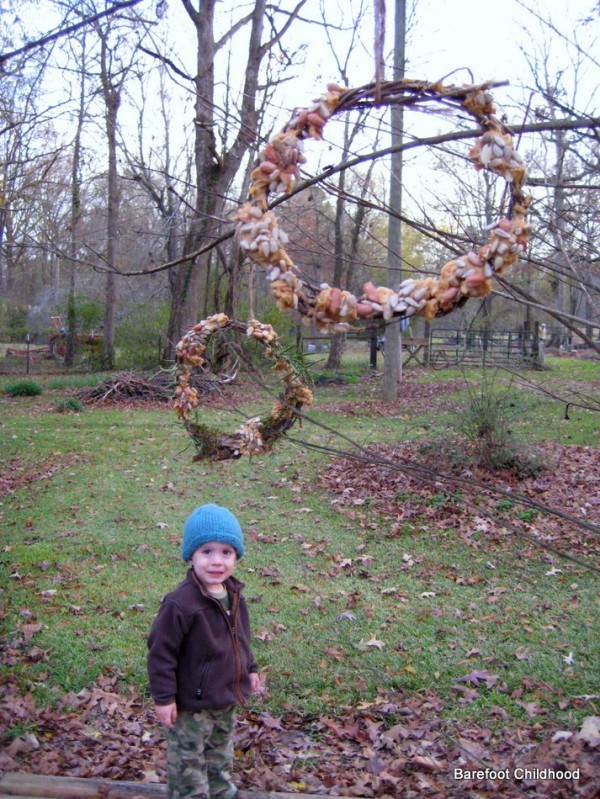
[174,78,532,461]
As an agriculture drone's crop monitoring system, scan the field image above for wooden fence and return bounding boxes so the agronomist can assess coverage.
[300,323,546,369]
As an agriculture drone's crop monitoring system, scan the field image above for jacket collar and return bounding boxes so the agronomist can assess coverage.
[187,567,245,596]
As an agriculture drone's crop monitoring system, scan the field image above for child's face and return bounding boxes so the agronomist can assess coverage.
[191,541,237,588]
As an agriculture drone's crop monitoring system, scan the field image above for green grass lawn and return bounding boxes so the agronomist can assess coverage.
[1,356,598,738]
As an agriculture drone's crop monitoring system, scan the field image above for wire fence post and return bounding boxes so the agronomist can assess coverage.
[25,333,31,375]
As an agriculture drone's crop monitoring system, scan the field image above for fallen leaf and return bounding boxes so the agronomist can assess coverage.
[411,754,444,772]
[452,684,480,703]
[519,701,543,718]
[20,623,43,641]
[366,755,386,775]
[457,669,498,688]
[358,635,385,650]
[457,736,487,760]
[552,730,574,743]
[577,716,600,748]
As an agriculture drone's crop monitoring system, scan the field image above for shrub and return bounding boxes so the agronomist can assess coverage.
[460,376,515,464]
[58,295,104,333]
[3,304,28,341]
[56,397,85,413]
[115,301,169,370]
[460,372,544,478]
[5,380,43,397]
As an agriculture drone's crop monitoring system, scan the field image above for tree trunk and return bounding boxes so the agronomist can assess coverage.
[98,31,122,369]
[325,127,349,371]
[165,0,299,353]
[548,128,569,348]
[65,36,86,368]
[383,0,406,401]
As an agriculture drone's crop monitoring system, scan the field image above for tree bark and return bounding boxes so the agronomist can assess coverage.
[65,35,87,368]
[383,0,406,402]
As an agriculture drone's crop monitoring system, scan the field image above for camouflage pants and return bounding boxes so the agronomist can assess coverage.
[165,706,237,799]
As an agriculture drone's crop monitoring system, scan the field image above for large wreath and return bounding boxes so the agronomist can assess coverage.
[174,79,531,460]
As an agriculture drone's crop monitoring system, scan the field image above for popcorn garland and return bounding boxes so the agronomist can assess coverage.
[235,79,531,330]
[174,80,532,460]
[174,314,313,460]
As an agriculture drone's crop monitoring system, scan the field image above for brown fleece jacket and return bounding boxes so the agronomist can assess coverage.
[147,569,258,711]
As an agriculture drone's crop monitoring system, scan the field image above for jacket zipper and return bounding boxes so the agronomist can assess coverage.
[204,585,246,706]
[229,592,245,705]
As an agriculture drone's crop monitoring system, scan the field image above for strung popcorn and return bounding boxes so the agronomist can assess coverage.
[248,82,345,209]
[469,130,527,186]
[234,79,531,331]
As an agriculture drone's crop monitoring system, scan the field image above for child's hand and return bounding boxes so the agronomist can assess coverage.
[155,702,178,729]
[249,672,262,695]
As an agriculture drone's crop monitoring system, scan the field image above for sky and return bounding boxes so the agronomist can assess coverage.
[10,0,598,219]
[126,0,599,241]
[160,0,598,165]
[15,0,597,149]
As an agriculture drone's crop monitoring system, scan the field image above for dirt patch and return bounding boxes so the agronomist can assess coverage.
[0,455,84,498]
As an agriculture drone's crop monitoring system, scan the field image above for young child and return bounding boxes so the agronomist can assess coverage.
[147,503,260,799]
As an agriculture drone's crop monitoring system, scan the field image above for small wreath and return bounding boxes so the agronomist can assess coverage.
[175,79,531,459]
[174,315,313,460]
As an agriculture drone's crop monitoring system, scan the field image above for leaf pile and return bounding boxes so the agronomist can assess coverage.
[0,455,84,499]
[319,376,465,418]
[320,441,600,564]
[1,676,598,796]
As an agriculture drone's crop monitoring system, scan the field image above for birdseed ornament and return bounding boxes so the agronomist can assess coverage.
[175,78,532,459]
[174,315,313,460]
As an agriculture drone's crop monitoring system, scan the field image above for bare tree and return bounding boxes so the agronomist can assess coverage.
[65,34,88,367]
[90,6,147,367]
[155,0,307,361]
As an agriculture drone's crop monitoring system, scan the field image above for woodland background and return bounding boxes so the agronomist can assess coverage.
[1,0,599,374]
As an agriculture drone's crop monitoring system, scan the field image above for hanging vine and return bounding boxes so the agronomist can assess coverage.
[175,78,532,460]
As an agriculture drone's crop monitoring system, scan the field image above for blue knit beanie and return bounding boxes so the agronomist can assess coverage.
[181,504,245,561]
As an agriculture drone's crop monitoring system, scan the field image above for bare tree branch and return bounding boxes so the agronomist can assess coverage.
[0,0,146,69]
[105,112,600,278]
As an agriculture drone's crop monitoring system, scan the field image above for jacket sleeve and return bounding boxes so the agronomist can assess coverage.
[147,598,188,706]
[239,596,259,674]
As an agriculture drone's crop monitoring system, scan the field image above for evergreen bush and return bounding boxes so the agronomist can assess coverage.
[5,380,43,397]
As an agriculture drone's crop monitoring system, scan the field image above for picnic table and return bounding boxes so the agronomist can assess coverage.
[402,337,429,366]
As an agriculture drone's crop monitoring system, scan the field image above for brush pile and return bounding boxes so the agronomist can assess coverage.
[80,371,221,406]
